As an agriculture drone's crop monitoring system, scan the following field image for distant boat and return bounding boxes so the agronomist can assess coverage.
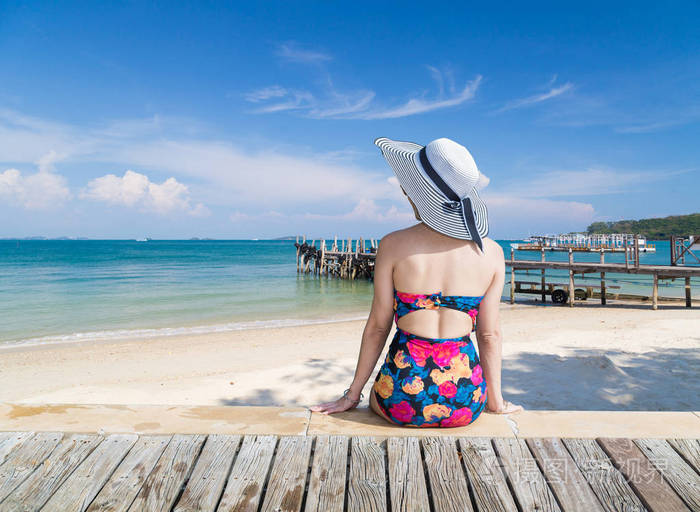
[511,233,656,252]
[136,237,151,242]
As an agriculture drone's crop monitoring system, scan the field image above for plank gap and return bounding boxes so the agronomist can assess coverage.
[342,436,351,512]
[491,438,525,512]
[298,435,316,512]
[212,434,245,512]
[162,434,209,512]
[255,436,279,512]
[524,438,568,512]
[417,438,437,512]
[383,439,391,512]
[456,437,479,512]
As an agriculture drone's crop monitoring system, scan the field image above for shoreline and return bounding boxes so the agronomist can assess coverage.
[3,294,696,352]
[0,311,370,352]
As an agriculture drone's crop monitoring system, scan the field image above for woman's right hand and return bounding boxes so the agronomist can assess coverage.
[309,393,361,415]
[485,398,523,414]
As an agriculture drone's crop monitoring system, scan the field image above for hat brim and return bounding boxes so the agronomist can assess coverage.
[375,137,489,241]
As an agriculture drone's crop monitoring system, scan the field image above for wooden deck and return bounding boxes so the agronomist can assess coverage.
[0,432,698,511]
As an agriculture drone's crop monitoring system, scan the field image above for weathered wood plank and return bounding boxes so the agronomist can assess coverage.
[87,435,171,512]
[304,435,348,512]
[635,438,700,511]
[0,431,63,502]
[42,434,138,512]
[260,436,313,512]
[217,435,277,512]
[668,438,700,474]
[598,438,689,512]
[0,434,102,511]
[347,437,387,512]
[422,436,473,512]
[387,437,430,512]
[459,437,518,512]
[492,437,560,512]
[129,434,205,512]
[526,437,605,511]
[173,434,241,512]
[0,432,33,467]
[563,438,647,512]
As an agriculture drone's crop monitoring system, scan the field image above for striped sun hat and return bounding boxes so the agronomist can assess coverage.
[374,137,490,252]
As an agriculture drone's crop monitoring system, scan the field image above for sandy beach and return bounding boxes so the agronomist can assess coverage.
[1,300,698,412]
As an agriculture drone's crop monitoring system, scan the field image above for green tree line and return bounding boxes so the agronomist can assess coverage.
[586,213,700,239]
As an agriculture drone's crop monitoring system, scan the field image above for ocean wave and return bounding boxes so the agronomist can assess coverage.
[0,314,368,350]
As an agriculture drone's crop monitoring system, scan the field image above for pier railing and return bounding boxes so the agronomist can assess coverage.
[508,246,696,309]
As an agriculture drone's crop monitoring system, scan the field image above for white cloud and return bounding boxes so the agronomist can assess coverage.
[0,151,71,210]
[81,170,209,216]
[276,42,332,64]
[496,79,574,113]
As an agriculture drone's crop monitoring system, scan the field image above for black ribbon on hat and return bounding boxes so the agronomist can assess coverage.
[419,147,483,252]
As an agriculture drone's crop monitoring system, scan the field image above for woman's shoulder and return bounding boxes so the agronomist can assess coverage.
[482,237,504,258]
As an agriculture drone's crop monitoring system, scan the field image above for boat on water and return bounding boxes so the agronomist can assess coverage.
[510,233,656,252]
[135,237,152,242]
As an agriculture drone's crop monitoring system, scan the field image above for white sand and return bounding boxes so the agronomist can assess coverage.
[1,301,698,411]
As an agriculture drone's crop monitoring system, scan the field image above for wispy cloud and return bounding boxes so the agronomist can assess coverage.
[244,86,288,103]
[496,77,574,113]
[357,75,482,120]
[276,42,332,64]
[252,90,315,113]
[491,166,693,199]
[245,67,481,120]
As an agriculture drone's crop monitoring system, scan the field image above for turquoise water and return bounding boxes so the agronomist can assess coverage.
[0,239,697,346]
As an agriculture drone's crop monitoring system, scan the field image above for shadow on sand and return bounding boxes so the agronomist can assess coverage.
[220,346,700,411]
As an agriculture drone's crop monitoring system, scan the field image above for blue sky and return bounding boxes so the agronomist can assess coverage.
[1,1,698,239]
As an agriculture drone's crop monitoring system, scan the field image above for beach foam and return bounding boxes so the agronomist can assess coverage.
[0,314,368,350]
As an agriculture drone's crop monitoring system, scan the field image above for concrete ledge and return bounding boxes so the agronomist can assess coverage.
[1,403,699,438]
[0,403,310,435]
[510,410,700,438]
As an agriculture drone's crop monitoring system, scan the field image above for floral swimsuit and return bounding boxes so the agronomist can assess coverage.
[372,289,488,427]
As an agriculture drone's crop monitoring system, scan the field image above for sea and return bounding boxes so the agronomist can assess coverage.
[0,239,697,348]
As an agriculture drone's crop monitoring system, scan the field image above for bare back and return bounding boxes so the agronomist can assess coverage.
[372,223,505,340]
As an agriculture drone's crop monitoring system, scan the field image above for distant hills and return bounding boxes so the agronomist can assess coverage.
[586,213,700,239]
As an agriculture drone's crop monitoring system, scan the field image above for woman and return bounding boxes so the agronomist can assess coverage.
[310,137,523,427]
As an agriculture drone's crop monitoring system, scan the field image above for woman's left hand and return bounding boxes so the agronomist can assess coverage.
[309,394,360,415]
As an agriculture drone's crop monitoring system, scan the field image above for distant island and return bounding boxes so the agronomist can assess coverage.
[586,213,700,239]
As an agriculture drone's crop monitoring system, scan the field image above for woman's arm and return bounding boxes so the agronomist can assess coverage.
[474,241,510,412]
[309,237,395,414]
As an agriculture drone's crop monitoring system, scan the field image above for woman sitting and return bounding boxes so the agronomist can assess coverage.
[311,137,523,427]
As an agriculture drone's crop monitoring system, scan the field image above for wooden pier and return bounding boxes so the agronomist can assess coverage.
[0,430,698,511]
[295,236,378,280]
